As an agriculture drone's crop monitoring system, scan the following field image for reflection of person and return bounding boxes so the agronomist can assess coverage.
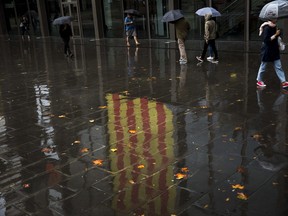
[127,47,138,76]
[256,19,288,89]
[59,23,73,57]
[124,14,140,46]
[196,14,219,63]
[20,16,30,40]
[172,17,190,64]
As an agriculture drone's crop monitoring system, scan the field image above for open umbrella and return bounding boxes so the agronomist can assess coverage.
[124,9,141,16]
[195,7,221,17]
[161,9,184,22]
[52,16,73,25]
[259,0,288,20]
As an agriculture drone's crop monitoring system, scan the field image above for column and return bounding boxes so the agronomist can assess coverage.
[36,0,49,36]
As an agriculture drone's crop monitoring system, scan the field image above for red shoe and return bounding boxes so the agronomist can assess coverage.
[282,81,288,88]
[256,81,266,87]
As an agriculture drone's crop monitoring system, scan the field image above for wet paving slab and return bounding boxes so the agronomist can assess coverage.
[0,37,288,215]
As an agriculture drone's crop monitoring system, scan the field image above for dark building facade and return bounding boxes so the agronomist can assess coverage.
[0,0,286,43]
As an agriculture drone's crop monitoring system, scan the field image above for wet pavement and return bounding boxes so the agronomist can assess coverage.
[0,36,288,216]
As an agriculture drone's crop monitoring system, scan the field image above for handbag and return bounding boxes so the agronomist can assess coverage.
[278,36,285,51]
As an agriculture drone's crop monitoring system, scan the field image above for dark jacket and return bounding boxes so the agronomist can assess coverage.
[261,25,280,62]
[175,18,190,40]
[59,24,72,39]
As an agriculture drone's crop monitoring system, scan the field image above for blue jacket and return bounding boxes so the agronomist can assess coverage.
[124,16,135,31]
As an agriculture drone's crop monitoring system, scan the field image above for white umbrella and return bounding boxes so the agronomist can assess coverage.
[195,7,221,17]
[259,0,288,20]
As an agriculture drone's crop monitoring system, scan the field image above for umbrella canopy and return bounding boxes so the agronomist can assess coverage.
[195,7,221,17]
[52,16,73,25]
[259,0,288,20]
[161,9,184,22]
[124,9,141,16]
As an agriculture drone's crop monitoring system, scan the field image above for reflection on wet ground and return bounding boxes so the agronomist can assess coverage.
[0,37,288,216]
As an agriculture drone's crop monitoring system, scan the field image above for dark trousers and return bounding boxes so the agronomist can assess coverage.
[62,37,71,55]
[201,39,218,60]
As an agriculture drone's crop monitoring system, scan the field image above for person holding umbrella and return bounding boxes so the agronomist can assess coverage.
[59,23,73,57]
[162,10,190,64]
[196,13,219,63]
[124,13,140,46]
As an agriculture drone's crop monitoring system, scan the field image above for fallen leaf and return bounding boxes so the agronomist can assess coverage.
[92,159,103,166]
[208,112,213,116]
[98,106,107,109]
[226,197,230,202]
[81,148,89,153]
[58,115,66,118]
[137,164,145,169]
[128,129,137,134]
[234,127,242,131]
[175,173,187,180]
[232,184,244,190]
[129,180,136,184]
[237,192,248,200]
[203,204,209,208]
[73,140,81,144]
[252,133,262,141]
[110,148,117,152]
[89,119,95,123]
[181,167,189,173]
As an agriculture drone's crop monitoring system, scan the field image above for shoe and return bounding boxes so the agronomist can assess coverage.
[179,59,187,64]
[196,56,203,62]
[207,56,213,60]
[136,42,140,46]
[282,81,288,88]
[256,81,266,87]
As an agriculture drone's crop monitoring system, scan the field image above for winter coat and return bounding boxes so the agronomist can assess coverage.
[204,14,216,41]
[175,18,190,40]
[260,24,280,62]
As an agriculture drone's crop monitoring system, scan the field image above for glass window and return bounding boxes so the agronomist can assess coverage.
[149,0,168,39]
[79,0,94,38]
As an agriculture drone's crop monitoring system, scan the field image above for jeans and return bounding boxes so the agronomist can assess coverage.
[256,60,286,83]
[201,39,218,60]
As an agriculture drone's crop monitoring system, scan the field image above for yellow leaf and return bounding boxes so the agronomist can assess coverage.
[137,164,145,169]
[234,127,242,131]
[98,106,107,109]
[110,148,117,152]
[73,140,81,144]
[181,167,189,173]
[208,112,213,116]
[92,159,103,166]
[58,115,66,118]
[175,173,187,180]
[237,192,248,200]
[226,197,230,202]
[203,204,209,209]
[81,148,89,153]
[89,119,95,123]
[232,184,244,190]
[129,180,136,184]
[128,129,136,134]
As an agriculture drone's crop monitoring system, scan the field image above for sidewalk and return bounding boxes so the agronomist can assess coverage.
[0,37,287,216]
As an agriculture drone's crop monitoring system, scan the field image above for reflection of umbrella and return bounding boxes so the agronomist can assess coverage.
[161,9,184,22]
[259,0,288,20]
[195,7,221,17]
[124,9,141,16]
[52,16,73,25]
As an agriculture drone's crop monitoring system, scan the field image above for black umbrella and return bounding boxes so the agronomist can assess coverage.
[161,9,184,22]
[124,9,141,16]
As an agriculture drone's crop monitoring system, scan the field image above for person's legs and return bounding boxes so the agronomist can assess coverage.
[63,38,71,55]
[256,61,267,82]
[209,40,218,60]
[178,38,187,62]
[273,59,286,83]
[133,30,140,45]
[200,41,209,59]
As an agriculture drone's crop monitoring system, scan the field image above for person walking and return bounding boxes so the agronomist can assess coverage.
[59,23,73,57]
[124,14,140,46]
[196,14,219,63]
[20,16,30,40]
[173,17,190,64]
[256,19,288,89]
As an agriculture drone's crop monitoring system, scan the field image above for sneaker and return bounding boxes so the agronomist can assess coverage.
[207,56,213,60]
[256,81,266,87]
[179,59,187,64]
[196,56,203,62]
[282,81,288,88]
